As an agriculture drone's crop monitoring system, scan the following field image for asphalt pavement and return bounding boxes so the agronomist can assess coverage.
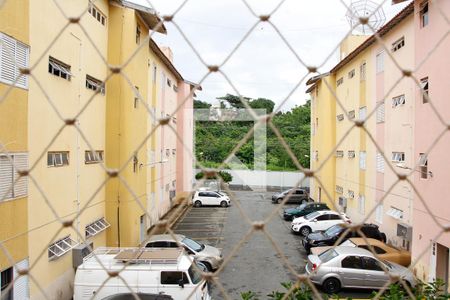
[172,190,375,299]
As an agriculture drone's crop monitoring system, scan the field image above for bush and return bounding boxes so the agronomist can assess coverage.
[195,170,233,183]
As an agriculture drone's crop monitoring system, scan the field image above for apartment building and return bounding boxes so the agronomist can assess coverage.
[308,3,415,252]
[0,0,30,299]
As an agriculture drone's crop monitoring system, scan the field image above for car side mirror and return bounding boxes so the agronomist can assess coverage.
[178,279,184,288]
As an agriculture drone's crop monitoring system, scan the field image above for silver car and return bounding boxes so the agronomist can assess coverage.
[305,246,416,294]
[144,234,223,271]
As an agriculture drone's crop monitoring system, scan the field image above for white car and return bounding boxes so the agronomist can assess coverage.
[192,190,230,207]
[291,210,351,236]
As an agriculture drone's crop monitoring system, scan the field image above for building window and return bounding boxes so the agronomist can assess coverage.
[336,185,343,194]
[392,94,406,107]
[0,154,28,201]
[313,150,319,161]
[360,62,366,81]
[165,183,170,192]
[376,51,384,73]
[172,117,177,124]
[173,85,178,92]
[376,102,385,123]
[85,150,104,164]
[348,190,355,199]
[421,77,429,103]
[134,86,139,108]
[85,217,110,238]
[133,155,138,173]
[0,32,30,89]
[88,4,106,25]
[348,110,355,120]
[392,152,405,162]
[336,150,344,158]
[359,106,367,121]
[152,63,157,83]
[167,78,172,87]
[0,267,13,300]
[336,77,343,86]
[48,56,72,80]
[136,24,141,44]
[166,149,170,157]
[391,37,405,52]
[86,75,105,95]
[420,1,429,27]
[47,151,69,167]
[336,114,344,121]
[359,151,366,170]
[387,207,403,220]
[172,180,176,188]
[376,152,384,173]
[348,69,355,79]
[419,153,428,179]
[348,150,355,158]
[375,203,383,224]
[48,236,76,261]
[172,149,176,155]
[358,195,365,214]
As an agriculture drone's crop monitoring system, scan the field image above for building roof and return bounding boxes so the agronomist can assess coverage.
[110,0,167,34]
[149,38,184,81]
[305,72,330,93]
[330,2,414,73]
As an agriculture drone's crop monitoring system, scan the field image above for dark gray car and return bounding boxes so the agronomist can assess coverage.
[271,188,309,204]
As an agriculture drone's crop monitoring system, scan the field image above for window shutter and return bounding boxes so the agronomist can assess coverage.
[13,153,28,198]
[0,33,16,84]
[13,258,30,300]
[15,41,29,88]
[376,152,385,173]
[376,102,385,123]
[0,155,13,200]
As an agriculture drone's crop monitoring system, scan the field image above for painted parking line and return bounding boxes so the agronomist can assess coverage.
[173,228,221,232]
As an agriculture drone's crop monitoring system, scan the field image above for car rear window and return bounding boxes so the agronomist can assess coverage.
[318,248,338,263]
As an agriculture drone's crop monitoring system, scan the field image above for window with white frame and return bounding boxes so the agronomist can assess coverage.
[419,153,428,179]
[86,75,105,95]
[348,190,355,199]
[85,150,104,164]
[392,94,405,107]
[420,1,429,27]
[376,51,384,73]
[48,236,76,260]
[336,185,343,194]
[376,102,385,123]
[336,77,343,86]
[88,4,106,25]
[392,37,405,52]
[359,151,366,170]
[359,106,367,121]
[358,195,365,214]
[376,152,385,173]
[348,150,355,158]
[421,77,429,103]
[360,62,366,81]
[336,150,344,158]
[392,152,405,162]
[387,207,403,220]
[48,56,72,80]
[336,114,344,121]
[348,110,355,120]
[348,69,355,79]
[0,32,29,89]
[375,203,383,224]
[0,154,28,201]
[85,217,110,238]
[47,151,69,167]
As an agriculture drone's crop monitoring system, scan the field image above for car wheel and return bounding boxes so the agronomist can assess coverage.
[277,198,282,204]
[323,277,341,294]
[194,200,202,207]
[220,200,228,207]
[201,261,213,272]
[300,226,311,237]
[196,261,208,272]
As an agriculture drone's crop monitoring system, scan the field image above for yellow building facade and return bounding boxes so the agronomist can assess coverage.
[0,0,30,298]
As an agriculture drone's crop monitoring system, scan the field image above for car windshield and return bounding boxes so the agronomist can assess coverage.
[305,211,320,220]
[324,225,344,237]
[182,237,204,252]
[340,239,357,247]
[188,264,203,284]
[318,249,338,263]
[282,189,292,195]
[296,204,307,210]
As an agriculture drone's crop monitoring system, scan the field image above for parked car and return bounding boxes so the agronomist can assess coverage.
[311,237,411,267]
[271,188,309,204]
[192,190,230,207]
[305,246,415,294]
[101,293,173,300]
[302,223,387,253]
[144,234,223,271]
[74,248,211,300]
[283,202,329,221]
[291,210,351,236]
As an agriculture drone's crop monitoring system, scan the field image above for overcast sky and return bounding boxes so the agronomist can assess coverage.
[133,0,411,111]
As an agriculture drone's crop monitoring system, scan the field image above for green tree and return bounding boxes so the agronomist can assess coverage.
[194,99,211,109]
[249,98,275,113]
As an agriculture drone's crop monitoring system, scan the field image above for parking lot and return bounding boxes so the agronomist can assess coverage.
[173,190,376,299]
